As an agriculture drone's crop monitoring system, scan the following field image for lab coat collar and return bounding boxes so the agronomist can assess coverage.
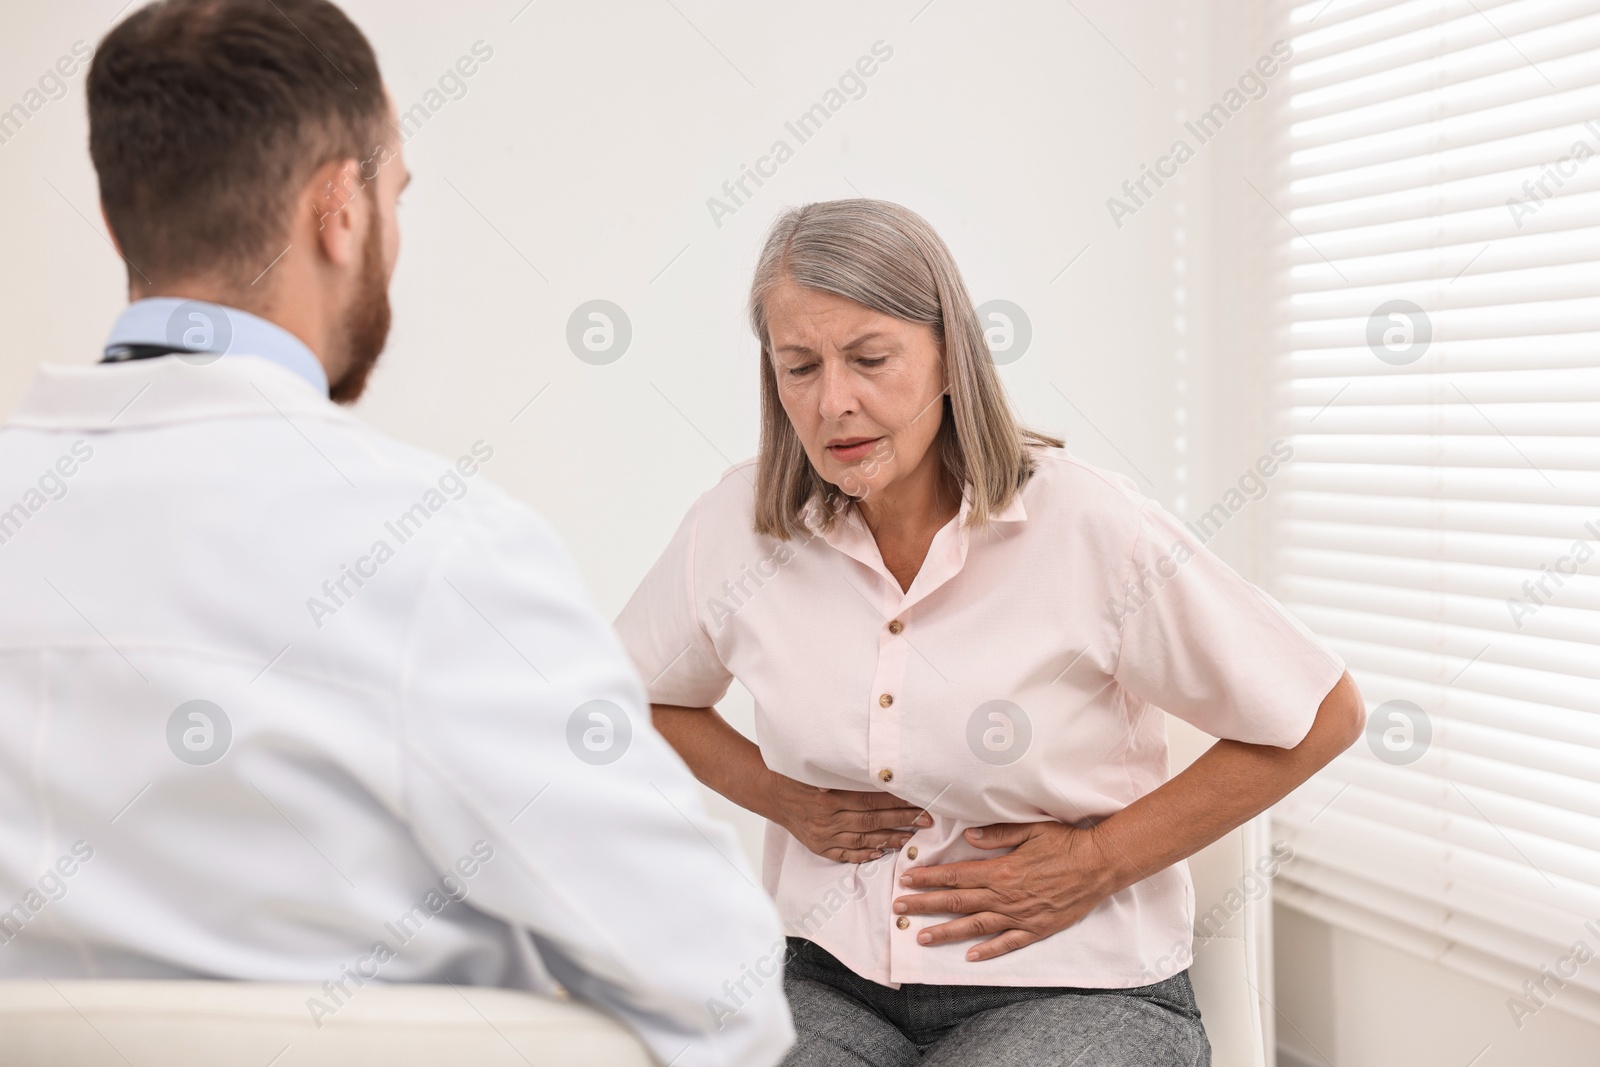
[3,353,357,433]
[106,297,330,396]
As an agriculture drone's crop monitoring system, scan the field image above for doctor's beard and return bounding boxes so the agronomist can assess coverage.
[328,209,392,405]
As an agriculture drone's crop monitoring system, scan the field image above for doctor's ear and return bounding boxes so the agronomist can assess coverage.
[306,157,366,269]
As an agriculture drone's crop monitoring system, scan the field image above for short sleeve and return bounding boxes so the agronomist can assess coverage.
[1111,498,1346,748]
[613,495,736,708]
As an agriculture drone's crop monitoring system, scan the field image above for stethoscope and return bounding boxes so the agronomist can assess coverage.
[101,343,208,363]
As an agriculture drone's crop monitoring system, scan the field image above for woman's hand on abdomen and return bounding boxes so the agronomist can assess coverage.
[650,702,930,863]
[767,774,933,864]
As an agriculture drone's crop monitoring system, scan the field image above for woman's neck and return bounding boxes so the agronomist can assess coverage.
[856,458,961,592]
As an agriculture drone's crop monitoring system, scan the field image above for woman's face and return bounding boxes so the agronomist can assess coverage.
[765,278,947,503]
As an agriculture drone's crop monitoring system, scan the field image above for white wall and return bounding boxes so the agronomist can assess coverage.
[1272,904,1600,1067]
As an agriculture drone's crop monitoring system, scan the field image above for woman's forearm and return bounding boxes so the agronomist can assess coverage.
[651,703,780,821]
[1090,671,1365,894]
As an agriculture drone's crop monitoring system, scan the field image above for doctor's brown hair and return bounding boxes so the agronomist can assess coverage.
[88,0,389,291]
[748,198,1063,541]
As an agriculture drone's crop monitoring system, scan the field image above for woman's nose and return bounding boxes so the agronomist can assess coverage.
[817,359,856,421]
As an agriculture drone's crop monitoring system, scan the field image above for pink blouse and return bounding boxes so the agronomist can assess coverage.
[614,446,1345,988]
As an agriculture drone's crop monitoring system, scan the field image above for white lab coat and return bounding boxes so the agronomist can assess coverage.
[0,353,795,1067]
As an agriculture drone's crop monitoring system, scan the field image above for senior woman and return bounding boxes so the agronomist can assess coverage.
[614,199,1364,1066]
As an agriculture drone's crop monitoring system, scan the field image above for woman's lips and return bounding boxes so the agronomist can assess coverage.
[826,437,883,463]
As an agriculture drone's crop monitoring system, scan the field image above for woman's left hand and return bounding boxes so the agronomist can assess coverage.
[892,820,1126,961]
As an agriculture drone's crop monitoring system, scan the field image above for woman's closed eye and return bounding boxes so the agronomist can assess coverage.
[781,354,889,377]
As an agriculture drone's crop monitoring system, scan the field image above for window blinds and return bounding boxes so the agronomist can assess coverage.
[1262,0,1600,1026]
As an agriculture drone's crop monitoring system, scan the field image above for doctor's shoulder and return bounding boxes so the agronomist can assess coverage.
[334,432,555,557]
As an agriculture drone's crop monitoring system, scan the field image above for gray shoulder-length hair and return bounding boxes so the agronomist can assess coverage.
[748,198,1063,541]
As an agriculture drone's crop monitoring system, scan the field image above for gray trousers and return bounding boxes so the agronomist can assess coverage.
[779,937,1211,1066]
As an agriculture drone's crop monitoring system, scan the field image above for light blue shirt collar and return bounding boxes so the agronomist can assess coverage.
[105,297,329,396]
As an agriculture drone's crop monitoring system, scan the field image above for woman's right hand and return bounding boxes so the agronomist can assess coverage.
[765,773,933,863]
